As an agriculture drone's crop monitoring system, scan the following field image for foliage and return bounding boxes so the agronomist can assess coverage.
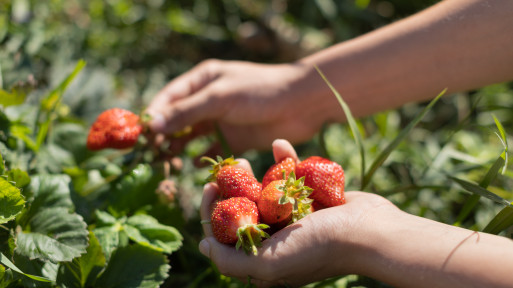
[1,0,513,287]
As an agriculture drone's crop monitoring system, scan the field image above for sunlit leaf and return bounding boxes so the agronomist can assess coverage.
[483,205,513,235]
[315,66,366,184]
[0,88,27,108]
[449,176,512,207]
[0,177,25,224]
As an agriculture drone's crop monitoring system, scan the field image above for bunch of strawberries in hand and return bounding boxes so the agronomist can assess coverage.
[85,108,346,256]
[203,154,346,255]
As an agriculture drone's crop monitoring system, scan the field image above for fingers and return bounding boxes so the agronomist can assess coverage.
[200,183,219,237]
[145,60,227,135]
[271,139,299,163]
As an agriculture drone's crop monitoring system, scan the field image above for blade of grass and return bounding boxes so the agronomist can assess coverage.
[492,114,509,174]
[454,155,505,226]
[361,89,446,190]
[483,205,513,234]
[35,60,86,151]
[314,65,365,183]
[0,252,51,282]
[449,175,512,207]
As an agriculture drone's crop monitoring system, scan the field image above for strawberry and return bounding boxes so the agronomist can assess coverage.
[258,172,312,225]
[295,156,345,208]
[87,108,143,150]
[262,157,296,189]
[202,156,262,202]
[211,197,270,255]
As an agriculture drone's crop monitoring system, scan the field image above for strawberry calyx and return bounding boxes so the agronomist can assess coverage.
[276,171,313,223]
[236,223,270,255]
[201,155,239,182]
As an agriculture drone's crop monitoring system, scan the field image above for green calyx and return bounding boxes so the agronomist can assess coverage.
[277,172,313,223]
[201,155,238,182]
[236,223,270,256]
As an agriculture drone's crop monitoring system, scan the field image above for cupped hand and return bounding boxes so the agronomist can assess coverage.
[198,139,399,288]
[144,59,334,155]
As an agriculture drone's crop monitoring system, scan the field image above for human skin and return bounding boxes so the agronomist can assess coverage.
[199,139,513,288]
[145,0,513,155]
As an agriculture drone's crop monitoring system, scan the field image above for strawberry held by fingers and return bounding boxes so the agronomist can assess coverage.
[202,156,262,202]
[258,172,312,225]
[262,157,296,189]
[295,156,345,208]
[211,197,270,255]
[87,108,143,150]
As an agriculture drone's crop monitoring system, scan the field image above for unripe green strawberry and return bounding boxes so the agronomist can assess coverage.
[87,108,142,150]
[262,157,296,189]
[295,156,345,208]
[202,156,262,202]
[211,197,270,255]
[258,172,312,225]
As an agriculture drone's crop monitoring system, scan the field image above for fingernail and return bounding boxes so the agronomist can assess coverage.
[148,112,166,132]
[199,239,210,257]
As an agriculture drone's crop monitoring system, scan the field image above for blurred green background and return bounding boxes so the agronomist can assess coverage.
[2,0,513,287]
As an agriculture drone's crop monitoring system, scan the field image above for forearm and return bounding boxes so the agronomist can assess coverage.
[351,209,513,288]
[297,0,513,122]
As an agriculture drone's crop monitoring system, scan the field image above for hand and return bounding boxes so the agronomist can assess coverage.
[145,60,338,155]
[198,139,399,288]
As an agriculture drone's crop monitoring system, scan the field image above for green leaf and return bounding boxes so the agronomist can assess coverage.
[6,168,30,189]
[15,207,89,263]
[454,156,505,225]
[57,231,106,288]
[362,89,446,189]
[0,152,5,175]
[449,176,512,207]
[96,245,170,288]
[0,88,27,108]
[93,226,121,262]
[315,66,366,185]
[124,214,183,254]
[10,123,38,152]
[483,205,513,235]
[0,177,26,224]
[40,60,86,112]
[0,252,51,282]
[492,114,508,174]
[28,174,74,212]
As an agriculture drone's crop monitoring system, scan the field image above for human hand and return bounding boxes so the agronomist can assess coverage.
[145,59,338,156]
[198,139,399,288]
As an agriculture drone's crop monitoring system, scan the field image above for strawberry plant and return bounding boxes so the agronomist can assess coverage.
[0,61,183,287]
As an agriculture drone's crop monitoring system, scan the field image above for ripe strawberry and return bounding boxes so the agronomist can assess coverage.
[295,156,345,208]
[262,157,296,189]
[87,108,143,150]
[211,197,270,255]
[202,156,262,202]
[258,172,312,225]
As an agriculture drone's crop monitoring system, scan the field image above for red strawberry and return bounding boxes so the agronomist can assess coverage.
[295,156,345,208]
[202,156,262,202]
[262,157,296,188]
[258,172,312,225]
[87,108,142,150]
[211,197,270,255]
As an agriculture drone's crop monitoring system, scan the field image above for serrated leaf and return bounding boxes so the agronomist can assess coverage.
[15,207,89,263]
[57,231,106,288]
[7,168,30,189]
[96,245,169,288]
[93,226,121,262]
[0,252,51,282]
[94,210,118,226]
[124,214,183,254]
[28,174,73,213]
[362,89,446,189]
[0,177,25,224]
[483,205,513,235]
